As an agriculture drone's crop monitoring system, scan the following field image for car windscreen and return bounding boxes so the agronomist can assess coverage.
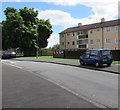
[102,50,111,55]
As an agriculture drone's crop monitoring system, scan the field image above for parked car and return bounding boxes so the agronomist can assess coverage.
[79,49,112,67]
[2,51,16,59]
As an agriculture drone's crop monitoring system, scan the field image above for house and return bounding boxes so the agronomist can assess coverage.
[59,18,120,50]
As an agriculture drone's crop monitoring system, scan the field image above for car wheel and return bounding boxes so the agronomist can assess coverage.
[80,60,84,66]
[95,61,100,67]
[107,63,111,67]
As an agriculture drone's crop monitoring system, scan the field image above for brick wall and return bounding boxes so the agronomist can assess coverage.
[53,49,120,61]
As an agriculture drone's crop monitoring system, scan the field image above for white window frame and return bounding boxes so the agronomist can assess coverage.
[96,39,100,43]
[105,27,111,32]
[61,34,64,38]
[105,38,111,44]
[115,37,120,43]
[61,42,64,46]
[96,28,100,32]
[72,33,75,36]
[72,41,75,45]
[67,33,70,36]
[90,30,93,34]
[90,40,94,45]
[116,26,120,32]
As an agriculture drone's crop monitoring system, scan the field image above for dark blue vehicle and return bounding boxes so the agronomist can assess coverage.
[79,49,112,67]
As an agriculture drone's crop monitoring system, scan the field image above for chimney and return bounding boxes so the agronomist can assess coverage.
[101,18,105,23]
[78,23,82,26]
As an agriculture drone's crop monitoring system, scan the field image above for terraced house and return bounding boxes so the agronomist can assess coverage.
[59,18,120,50]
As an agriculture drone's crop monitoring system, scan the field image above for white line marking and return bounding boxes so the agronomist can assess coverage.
[2,62,22,69]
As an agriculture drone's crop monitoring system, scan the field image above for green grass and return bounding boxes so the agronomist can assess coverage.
[23,56,78,60]
[112,61,120,64]
[23,56,53,59]
[23,56,120,64]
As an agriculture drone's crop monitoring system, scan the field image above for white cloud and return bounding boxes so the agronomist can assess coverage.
[47,33,59,48]
[38,10,81,28]
[39,0,118,23]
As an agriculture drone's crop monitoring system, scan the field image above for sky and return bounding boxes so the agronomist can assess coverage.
[1,0,119,48]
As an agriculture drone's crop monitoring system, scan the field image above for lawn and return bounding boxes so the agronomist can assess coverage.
[24,56,78,61]
[23,56,120,64]
[112,61,120,64]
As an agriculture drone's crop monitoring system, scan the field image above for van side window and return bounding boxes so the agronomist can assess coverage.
[102,50,111,55]
[90,50,99,56]
[85,50,90,55]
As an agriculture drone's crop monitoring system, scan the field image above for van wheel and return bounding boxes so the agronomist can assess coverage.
[107,63,111,67]
[95,61,100,67]
[80,60,84,66]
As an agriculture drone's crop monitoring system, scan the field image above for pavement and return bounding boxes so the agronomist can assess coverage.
[10,57,120,74]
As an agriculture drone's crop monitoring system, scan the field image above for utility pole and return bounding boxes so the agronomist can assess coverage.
[33,24,39,58]
[36,28,39,59]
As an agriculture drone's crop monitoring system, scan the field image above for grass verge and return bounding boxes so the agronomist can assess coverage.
[22,56,120,64]
[112,61,120,64]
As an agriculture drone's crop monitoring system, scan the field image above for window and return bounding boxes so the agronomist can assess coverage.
[78,36,81,39]
[102,50,111,55]
[72,33,75,36]
[67,33,70,36]
[90,40,94,44]
[80,31,83,35]
[97,28,100,31]
[115,26,120,32]
[61,34,64,38]
[91,50,99,56]
[61,42,64,45]
[115,26,118,31]
[67,42,70,45]
[90,30,93,34]
[72,41,75,45]
[85,50,90,55]
[77,40,82,45]
[105,38,111,44]
[85,39,88,44]
[79,40,82,44]
[105,27,111,32]
[96,39,100,43]
[115,38,120,43]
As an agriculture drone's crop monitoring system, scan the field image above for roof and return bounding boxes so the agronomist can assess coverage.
[60,19,120,34]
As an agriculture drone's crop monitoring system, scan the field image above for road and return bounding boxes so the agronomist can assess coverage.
[2,60,118,109]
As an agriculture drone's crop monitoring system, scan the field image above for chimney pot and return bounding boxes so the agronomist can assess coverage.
[101,18,105,23]
[78,23,82,26]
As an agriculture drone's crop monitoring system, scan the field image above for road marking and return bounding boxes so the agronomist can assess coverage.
[2,62,22,69]
[9,61,17,64]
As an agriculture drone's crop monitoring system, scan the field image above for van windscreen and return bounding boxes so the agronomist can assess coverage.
[102,50,111,55]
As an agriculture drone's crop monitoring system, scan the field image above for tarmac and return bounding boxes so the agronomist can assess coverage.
[11,57,119,74]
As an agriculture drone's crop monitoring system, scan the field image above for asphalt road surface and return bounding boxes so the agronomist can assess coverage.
[2,60,118,109]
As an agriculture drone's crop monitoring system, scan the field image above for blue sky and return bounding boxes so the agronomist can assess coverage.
[1,1,119,48]
[1,2,91,20]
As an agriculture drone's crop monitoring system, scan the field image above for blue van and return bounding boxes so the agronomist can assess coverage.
[79,49,112,67]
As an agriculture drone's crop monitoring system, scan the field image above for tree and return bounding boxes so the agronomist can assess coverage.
[2,7,53,55]
[2,7,23,50]
[52,44,60,50]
